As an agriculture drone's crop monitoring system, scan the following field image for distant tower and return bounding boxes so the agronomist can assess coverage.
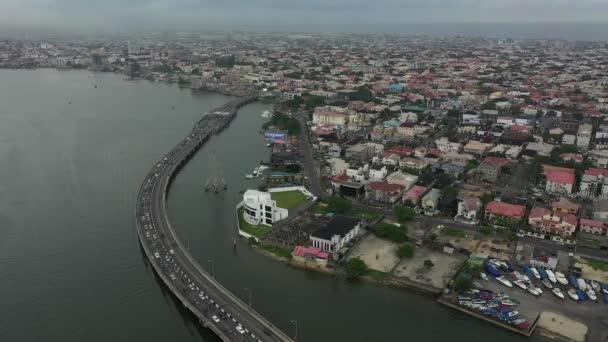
[204,150,227,193]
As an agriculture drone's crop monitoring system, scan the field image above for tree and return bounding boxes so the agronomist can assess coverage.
[480,226,495,236]
[286,96,304,110]
[374,223,408,243]
[423,259,434,269]
[326,196,352,214]
[129,61,141,76]
[191,68,202,75]
[394,205,416,223]
[480,193,494,205]
[345,258,368,278]
[454,273,473,293]
[397,244,415,258]
[304,95,326,111]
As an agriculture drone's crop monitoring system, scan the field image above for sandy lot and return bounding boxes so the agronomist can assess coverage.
[537,311,588,342]
[392,248,465,289]
[574,257,608,283]
[347,234,400,273]
[475,238,515,260]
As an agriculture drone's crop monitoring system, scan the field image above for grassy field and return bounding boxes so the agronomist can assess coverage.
[584,257,608,272]
[237,207,272,238]
[353,209,380,221]
[260,244,293,260]
[271,190,308,210]
[442,228,468,238]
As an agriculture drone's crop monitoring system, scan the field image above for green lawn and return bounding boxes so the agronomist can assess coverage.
[271,190,308,210]
[583,257,608,272]
[442,228,467,238]
[353,209,380,221]
[238,207,272,238]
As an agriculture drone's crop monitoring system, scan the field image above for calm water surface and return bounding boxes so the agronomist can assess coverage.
[0,69,545,342]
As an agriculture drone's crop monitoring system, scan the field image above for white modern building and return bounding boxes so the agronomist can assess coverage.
[242,190,288,226]
[310,216,362,253]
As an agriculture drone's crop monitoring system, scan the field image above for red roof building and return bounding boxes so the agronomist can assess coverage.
[485,201,526,223]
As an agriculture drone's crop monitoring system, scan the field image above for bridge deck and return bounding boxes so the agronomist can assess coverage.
[135,97,293,342]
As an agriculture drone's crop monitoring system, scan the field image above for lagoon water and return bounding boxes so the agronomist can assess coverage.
[0,69,545,342]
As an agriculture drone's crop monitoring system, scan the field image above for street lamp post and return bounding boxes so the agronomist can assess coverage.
[291,320,298,342]
[207,258,215,279]
[244,287,252,309]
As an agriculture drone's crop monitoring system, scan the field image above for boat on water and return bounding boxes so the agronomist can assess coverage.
[552,288,565,300]
[555,271,569,286]
[244,174,254,179]
[261,110,271,118]
[577,278,588,291]
[567,288,579,301]
[587,288,598,301]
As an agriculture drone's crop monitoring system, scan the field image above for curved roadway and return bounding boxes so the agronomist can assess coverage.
[135,97,294,342]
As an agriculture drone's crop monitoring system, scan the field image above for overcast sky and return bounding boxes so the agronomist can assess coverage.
[2,0,608,33]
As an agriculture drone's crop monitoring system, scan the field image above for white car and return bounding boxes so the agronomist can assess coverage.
[236,325,245,335]
[212,315,220,323]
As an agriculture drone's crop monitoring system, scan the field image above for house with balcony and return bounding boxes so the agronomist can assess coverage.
[421,188,441,216]
[242,190,288,226]
[545,170,575,195]
[455,197,481,224]
[528,206,577,238]
[403,185,427,205]
[484,201,526,226]
[476,157,510,183]
[551,197,581,215]
[310,215,362,254]
[367,181,405,204]
[579,168,608,199]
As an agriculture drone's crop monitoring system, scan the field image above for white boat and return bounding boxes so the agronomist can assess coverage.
[513,280,527,290]
[541,279,553,290]
[527,286,541,296]
[480,272,488,281]
[567,288,579,301]
[587,288,597,301]
[555,272,569,286]
[252,166,259,176]
[590,280,601,292]
[532,285,543,295]
[530,267,541,279]
[261,110,271,118]
[244,174,254,179]
[545,269,557,283]
[552,288,565,300]
[496,276,513,288]
[577,278,587,291]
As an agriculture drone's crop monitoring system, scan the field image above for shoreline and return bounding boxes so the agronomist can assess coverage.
[249,242,443,296]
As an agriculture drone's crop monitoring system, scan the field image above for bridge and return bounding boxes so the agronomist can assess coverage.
[135,97,294,342]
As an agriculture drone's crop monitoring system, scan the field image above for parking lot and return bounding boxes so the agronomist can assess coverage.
[479,264,608,342]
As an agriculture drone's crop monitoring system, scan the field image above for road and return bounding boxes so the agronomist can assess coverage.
[294,111,324,198]
[136,98,294,342]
